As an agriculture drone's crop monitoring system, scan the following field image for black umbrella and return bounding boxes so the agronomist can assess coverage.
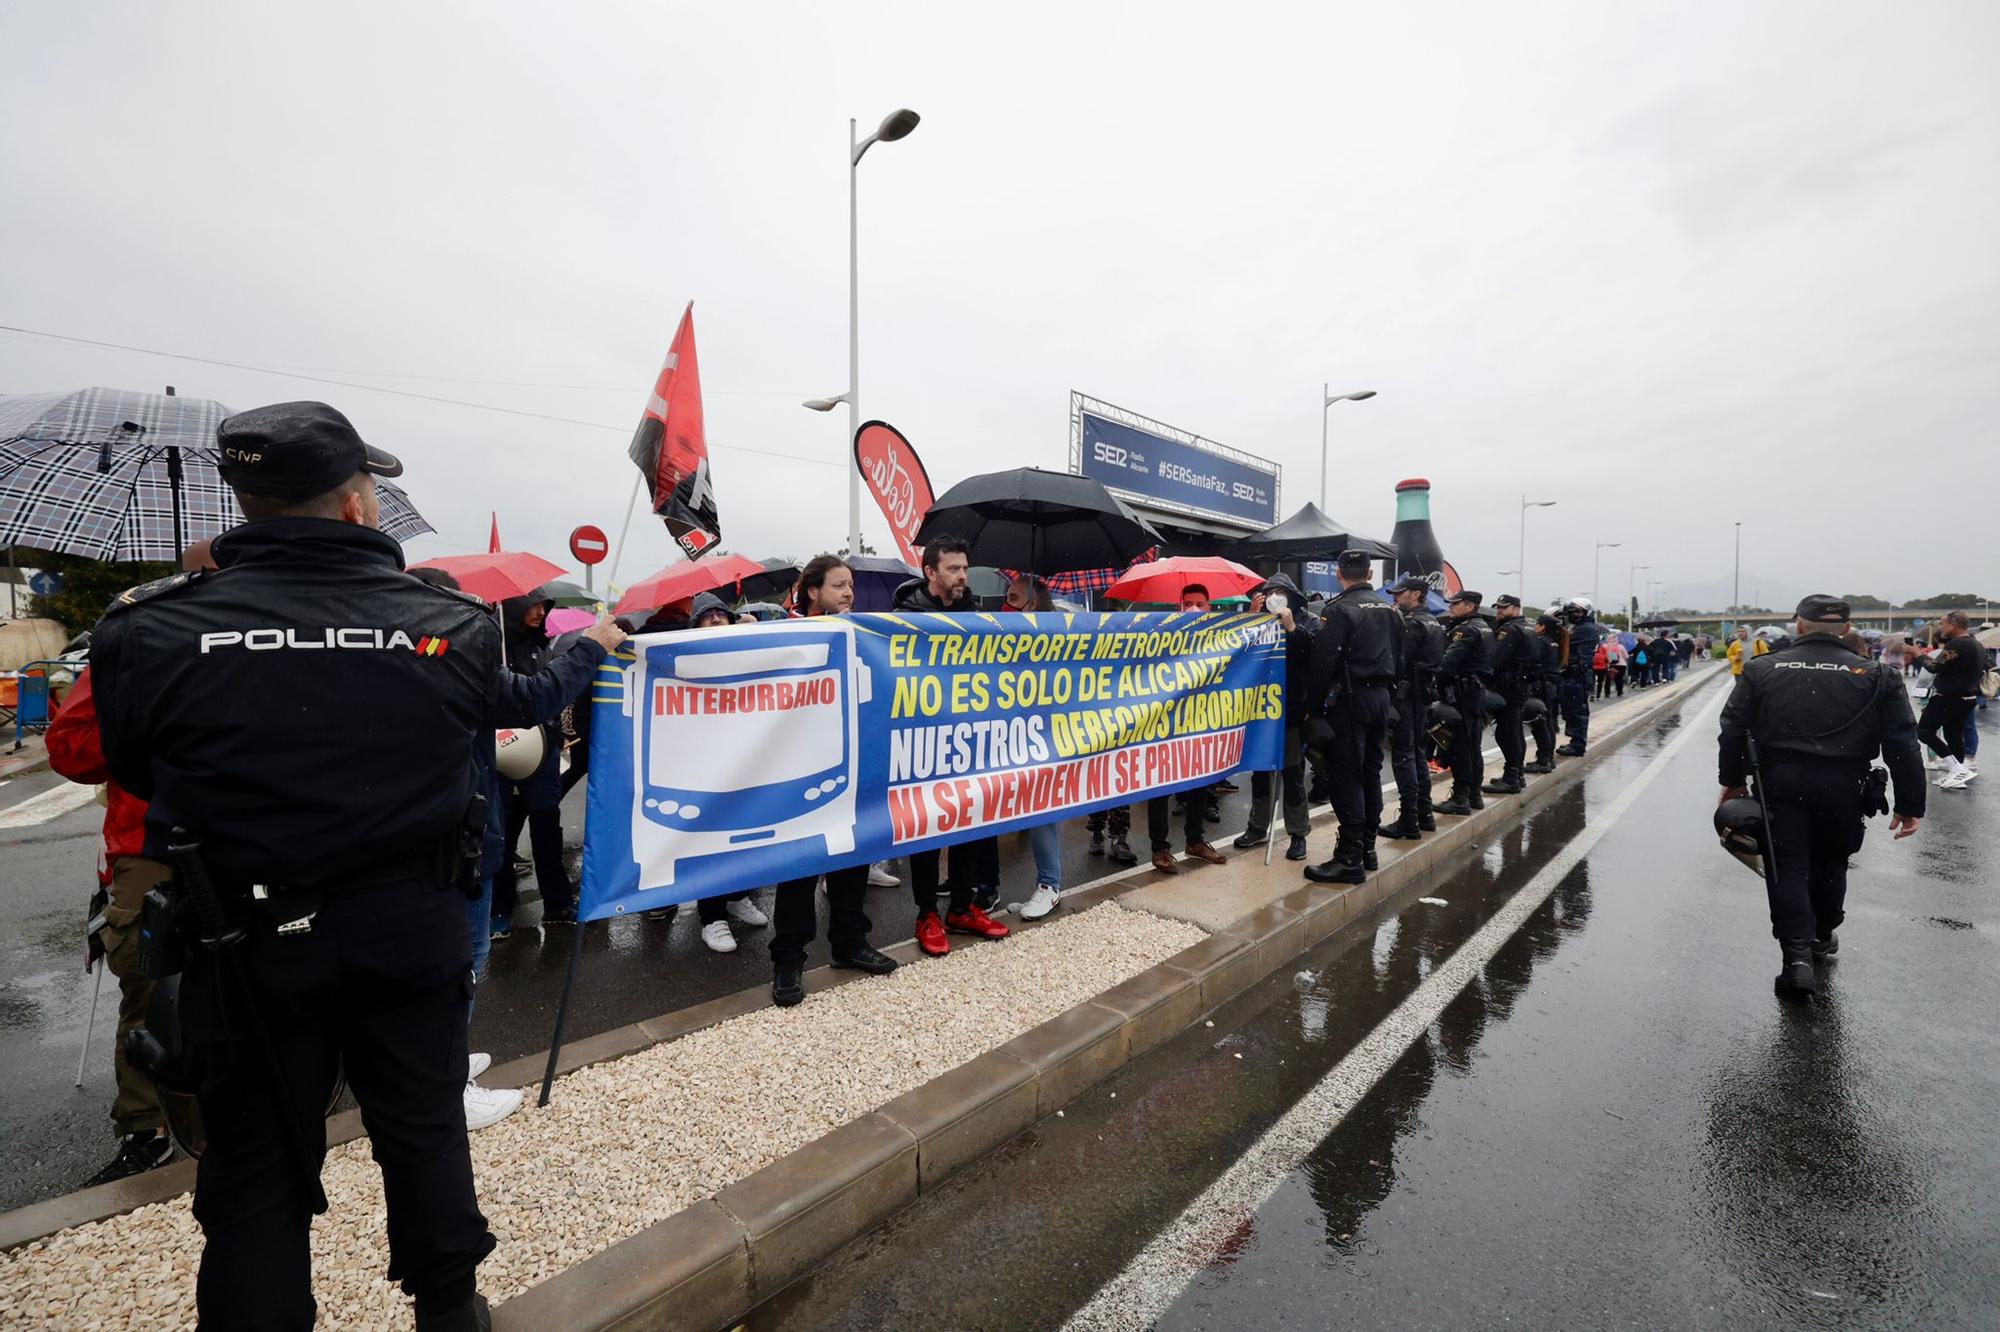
[1228,502,1396,562]
[736,558,801,602]
[915,468,1161,575]
[1636,617,1679,629]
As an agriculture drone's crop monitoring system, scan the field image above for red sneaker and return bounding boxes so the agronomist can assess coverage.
[915,911,950,956]
[944,904,1011,940]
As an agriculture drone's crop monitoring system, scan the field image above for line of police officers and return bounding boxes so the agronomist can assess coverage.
[1285,550,1608,885]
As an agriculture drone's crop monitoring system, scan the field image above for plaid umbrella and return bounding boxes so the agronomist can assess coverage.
[999,547,1156,599]
[0,387,433,561]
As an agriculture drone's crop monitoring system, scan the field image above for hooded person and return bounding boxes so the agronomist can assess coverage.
[491,585,578,935]
[678,590,774,952]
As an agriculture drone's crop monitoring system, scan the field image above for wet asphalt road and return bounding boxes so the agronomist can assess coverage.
[0,754,1245,1210]
[763,684,2000,1332]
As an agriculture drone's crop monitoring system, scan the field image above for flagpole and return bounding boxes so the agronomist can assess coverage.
[608,473,643,592]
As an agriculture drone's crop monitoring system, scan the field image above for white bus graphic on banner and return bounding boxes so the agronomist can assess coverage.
[624,621,871,886]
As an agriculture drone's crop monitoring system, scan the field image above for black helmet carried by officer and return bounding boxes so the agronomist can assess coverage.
[1714,796,1769,876]
[1426,699,1462,750]
[1522,696,1548,721]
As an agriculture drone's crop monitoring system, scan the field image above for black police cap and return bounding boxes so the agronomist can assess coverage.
[216,401,404,500]
[1449,589,1482,606]
[1494,593,1522,609]
[1335,549,1374,575]
[1794,594,1850,623]
[1389,574,1430,595]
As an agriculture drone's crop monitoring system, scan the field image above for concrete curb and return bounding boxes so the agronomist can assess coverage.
[0,667,1722,1322]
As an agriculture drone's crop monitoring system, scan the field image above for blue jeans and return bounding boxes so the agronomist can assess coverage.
[465,877,493,1019]
[1029,821,1062,889]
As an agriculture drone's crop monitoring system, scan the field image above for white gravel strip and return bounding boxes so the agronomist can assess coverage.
[2,902,1204,1330]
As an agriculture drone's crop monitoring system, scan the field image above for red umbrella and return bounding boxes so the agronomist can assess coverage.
[1105,555,1263,606]
[410,551,569,604]
[615,552,767,616]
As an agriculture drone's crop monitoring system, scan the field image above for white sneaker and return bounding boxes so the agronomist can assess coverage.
[468,1051,491,1081]
[867,862,901,888]
[1938,769,1971,791]
[701,920,737,953]
[1958,766,1980,785]
[464,1082,522,1131]
[1019,883,1060,921]
[725,896,769,927]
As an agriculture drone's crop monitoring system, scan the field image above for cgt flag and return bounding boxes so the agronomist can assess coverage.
[628,302,721,559]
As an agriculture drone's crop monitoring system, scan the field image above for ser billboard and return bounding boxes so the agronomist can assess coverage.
[1068,392,1280,530]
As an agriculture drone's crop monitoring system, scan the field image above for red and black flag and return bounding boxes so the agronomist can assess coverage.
[627,302,720,559]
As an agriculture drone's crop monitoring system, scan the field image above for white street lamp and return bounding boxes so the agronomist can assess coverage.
[1319,386,1376,510]
[1593,539,1621,613]
[1628,562,1650,629]
[825,108,921,557]
[1518,496,1556,602]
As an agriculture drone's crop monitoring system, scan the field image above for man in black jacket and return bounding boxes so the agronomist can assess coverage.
[88,402,535,1331]
[1483,594,1535,796]
[1302,550,1402,884]
[1381,575,1444,839]
[1434,591,1496,816]
[1235,575,1314,861]
[891,536,1011,957]
[1913,610,1985,790]
[1718,595,1924,995]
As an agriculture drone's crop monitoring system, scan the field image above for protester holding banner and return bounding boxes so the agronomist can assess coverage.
[892,537,1011,955]
[682,591,772,952]
[1144,584,1229,875]
[770,557,900,1005]
[1006,574,1068,918]
[1236,575,1314,862]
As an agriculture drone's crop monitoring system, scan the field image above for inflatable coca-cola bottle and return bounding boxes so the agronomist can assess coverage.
[1389,478,1461,598]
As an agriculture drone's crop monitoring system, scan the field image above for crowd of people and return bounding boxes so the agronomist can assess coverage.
[30,399,1994,1331]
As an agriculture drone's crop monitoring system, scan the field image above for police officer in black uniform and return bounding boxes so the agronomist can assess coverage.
[1556,596,1601,756]
[90,402,622,1331]
[1302,550,1402,884]
[1524,611,1566,773]
[1718,595,1924,996]
[1381,574,1443,840]
[1434,590,1496,816]
[1482,594,1535,796]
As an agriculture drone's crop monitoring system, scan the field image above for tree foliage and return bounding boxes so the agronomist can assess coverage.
[26,552,177,636]
[1838,593,1891,609]
[1905,592,1994,610]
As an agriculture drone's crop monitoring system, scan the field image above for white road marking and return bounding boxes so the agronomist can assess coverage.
[1062,681,1728,1331]
[0,781,98,829]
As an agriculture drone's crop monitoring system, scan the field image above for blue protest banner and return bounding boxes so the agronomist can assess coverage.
[577,610,1286,920]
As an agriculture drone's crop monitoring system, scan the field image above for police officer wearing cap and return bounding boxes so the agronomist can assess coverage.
[89,402,622,1330]
[1434,590,1497,816]
[1381,574,1444,840]
[1302,549,1402,884]
[1482,594,1535,795]
[1717,594,1924,997]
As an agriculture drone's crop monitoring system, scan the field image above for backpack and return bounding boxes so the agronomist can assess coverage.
[1980,645,2000,699]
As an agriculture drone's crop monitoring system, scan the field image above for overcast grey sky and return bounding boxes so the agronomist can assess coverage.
[3,0,1994,608]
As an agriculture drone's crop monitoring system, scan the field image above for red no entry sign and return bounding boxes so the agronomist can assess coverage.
[569,524,609,566]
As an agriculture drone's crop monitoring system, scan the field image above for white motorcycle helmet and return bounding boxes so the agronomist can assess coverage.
[495,725,547,780]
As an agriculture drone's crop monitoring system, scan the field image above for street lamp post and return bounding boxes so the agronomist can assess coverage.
[1593,539,1621,612]
[824,107,921,558]
[1319,386,1377,510]
[1629,562,1650,629]
[1518,495,1556,602]
[1732,521,1742,620]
